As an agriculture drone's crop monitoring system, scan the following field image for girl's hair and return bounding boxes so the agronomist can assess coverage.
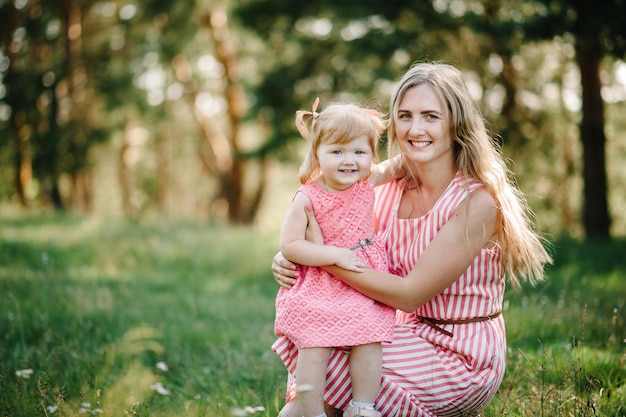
[295,102,387,184]
[388,62,552,285]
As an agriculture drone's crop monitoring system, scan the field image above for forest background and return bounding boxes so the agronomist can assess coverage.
[1,0,625,238]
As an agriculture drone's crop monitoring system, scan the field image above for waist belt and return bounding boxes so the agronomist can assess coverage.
[415,311,502,337]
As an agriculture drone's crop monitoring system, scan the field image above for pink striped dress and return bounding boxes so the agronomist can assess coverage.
[273,174,506,417]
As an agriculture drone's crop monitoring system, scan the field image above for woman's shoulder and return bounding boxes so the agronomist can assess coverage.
[434,174,492,216]
[451,173,483,191]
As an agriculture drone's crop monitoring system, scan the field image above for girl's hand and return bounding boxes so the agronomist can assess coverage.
[333,248,367,272]
[272,252,299,289]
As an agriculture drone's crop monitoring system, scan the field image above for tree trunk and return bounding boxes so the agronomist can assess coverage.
[205,9,247,223]
[119,139,138,218]
[155,128,169,216]
[575,36,611,238]
[12,110,31,207]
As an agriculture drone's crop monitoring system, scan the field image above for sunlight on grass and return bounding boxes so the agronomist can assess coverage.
[487,343,626,416]
[1,213,624,416]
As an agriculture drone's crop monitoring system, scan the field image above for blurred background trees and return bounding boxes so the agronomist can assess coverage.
[1,0,624,238]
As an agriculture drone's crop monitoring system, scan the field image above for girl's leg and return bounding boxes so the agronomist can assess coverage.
[277,400,300,417]
[276,397,342,417]
[349,343,382,404]
[296,347,332,417]
[343,343,382,417]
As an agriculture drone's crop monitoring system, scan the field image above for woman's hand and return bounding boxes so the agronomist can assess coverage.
[272,251,299,289]
[304,204,324,245]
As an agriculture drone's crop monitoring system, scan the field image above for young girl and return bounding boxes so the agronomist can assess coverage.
[273,99,395,417]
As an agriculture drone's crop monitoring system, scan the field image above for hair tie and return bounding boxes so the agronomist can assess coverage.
[363,108,382,117]
[311,97,320,118]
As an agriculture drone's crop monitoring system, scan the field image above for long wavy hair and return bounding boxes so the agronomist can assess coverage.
[387,62,552,285]
[295,103,386,185]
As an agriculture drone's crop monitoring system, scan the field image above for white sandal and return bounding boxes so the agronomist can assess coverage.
[342,405,382,417]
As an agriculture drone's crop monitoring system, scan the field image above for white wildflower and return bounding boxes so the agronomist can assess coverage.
[231,405,266,416]
[46,405,58,414]
[16,369,34,378]
[149,382,170,395]
[245,406,265,413]
[156,361,169,371]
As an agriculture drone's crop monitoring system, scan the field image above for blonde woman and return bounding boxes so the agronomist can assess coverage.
[272,63,552,417]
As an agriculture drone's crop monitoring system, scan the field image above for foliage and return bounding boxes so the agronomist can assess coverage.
[234,0,461,159]
[1,1,625,233]
[1,213,624,416]
[233,0,626,237]
[0,0,199,209]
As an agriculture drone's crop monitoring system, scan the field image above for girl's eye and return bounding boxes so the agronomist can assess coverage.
[332,150,341,155]
[398,112,411,120]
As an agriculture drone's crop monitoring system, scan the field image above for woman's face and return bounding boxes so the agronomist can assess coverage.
[394,84,454,167]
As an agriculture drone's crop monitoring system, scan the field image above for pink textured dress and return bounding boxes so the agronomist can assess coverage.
[274,174,506,417]
[273,180,395,352]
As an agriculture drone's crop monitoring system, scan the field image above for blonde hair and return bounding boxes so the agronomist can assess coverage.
[388,62,552,285]
[295,103,387,184]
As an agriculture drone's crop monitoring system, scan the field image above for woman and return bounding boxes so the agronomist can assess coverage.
[272,62,552,417]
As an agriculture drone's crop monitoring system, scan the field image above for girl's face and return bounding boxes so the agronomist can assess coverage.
[316,135,373,191]
[395,84,454,167]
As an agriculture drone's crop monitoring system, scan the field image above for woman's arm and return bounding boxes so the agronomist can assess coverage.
[368,155,402,187]
[323,188,499,312]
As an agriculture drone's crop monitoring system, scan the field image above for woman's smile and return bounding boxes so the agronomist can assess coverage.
[408,139,432,148]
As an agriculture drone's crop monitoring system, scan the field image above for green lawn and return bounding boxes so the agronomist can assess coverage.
[1,213,624,416]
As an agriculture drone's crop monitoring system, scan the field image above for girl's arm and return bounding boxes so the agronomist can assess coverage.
[280,192,367,272]
[322,188,499,312]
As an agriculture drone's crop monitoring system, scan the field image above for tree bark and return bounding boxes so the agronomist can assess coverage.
[205,9,246,223]
[575,36,611,238]
[12,110,31,207]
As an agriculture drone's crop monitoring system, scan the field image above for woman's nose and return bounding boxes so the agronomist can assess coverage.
[408,119,425,135]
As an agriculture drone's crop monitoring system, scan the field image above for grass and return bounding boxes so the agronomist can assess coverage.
[0,213,624,417]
